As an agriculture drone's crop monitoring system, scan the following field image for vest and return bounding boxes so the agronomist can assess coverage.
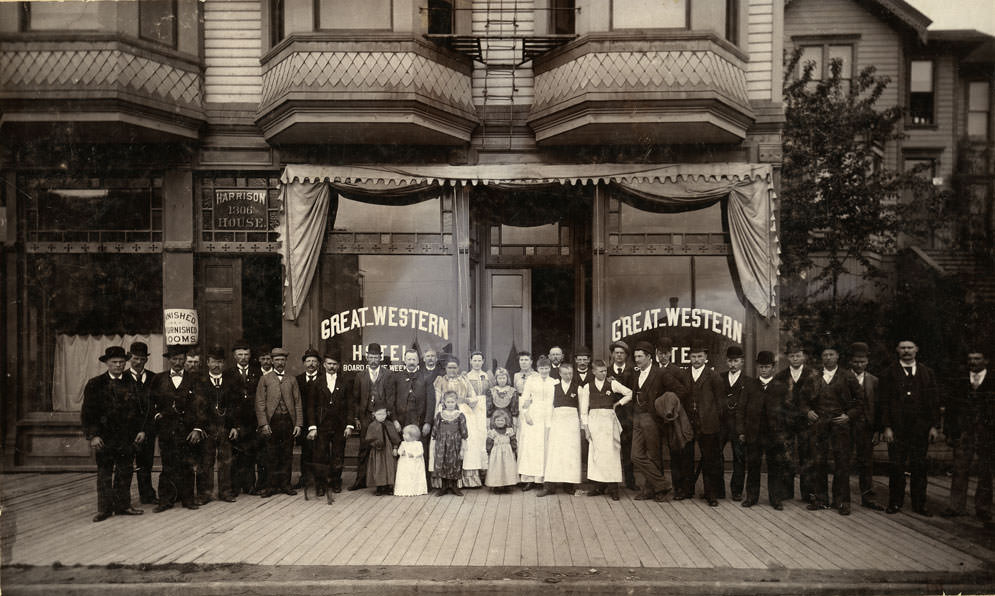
[588,380,615,410]
[553,379,579,409]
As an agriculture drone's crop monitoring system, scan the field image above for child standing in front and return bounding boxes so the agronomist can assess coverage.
[394,425,428,496]
[432,391,468,496]
[488,367,519,429]
[365,407,400,495]
[485,410,518,492]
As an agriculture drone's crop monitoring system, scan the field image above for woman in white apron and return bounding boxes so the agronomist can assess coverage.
[462,352,493,487]
[517,356,555,491]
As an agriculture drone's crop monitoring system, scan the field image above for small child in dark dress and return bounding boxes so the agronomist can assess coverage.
[365,407,400,495]
[432,391,468,497]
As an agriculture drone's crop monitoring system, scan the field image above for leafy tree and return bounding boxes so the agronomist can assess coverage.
[780,49,943,307]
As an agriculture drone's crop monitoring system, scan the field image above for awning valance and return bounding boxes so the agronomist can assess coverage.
[280,163,772,187]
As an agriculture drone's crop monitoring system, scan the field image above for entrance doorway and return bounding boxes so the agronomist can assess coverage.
[197,255,282,355]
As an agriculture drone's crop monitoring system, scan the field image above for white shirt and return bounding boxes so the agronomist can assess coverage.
[822,368,837,384]
[790,366,803,383]
[368,366,380,383]
[614,364,626,377]
[209,373,223,387]
[637,366,651,388]
[238,365,249,377]
[691,365,704,382]
[129,369,146,384]
[971,369,987,388]
[728,370,741,386]
[170,369,184,388]
[759,376,773,388]
[901,361,917,376]
[854,371,865,386]
[326,372,338,393]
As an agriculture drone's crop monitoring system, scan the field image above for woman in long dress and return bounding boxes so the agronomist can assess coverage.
[429,357,474,488]
[517,355,556,490]
[513,351,535,395]
[463,352,493,487]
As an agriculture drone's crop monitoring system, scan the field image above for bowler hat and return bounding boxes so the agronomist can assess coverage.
[366,342,383,355]
[849,342,869,357]
[324,348,342,362]
[726,345,745,359]
[657,337,674,352]
[301,347,321,362]
[689,341,708,354]
[756,351,776,365]
[99,346,129,362]
[128,342,149,358]
[231,340,250,352]
[609,340,630,354]
[270,347,289,358]
[575,346,592,357]
[634,341,655,355]
[207,345,226,361]
[163,345,188,359]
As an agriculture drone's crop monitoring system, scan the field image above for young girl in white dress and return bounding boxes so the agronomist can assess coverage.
[485,410,518,492]
[393,425,428,496]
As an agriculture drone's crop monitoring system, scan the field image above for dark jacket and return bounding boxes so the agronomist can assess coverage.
[127,367,156,432]
[632,363,688,415]
[296,371,323,428]
[800,368,863,423]
[879,361,941,431]
[736,377,787,442]
[200,373,240,433]
[307,372,350,435]
[225,365,262,432]
[688,366,726,435]
[851,370,880,431]
[945,372,995,440]
[81,372,147,447]
[150,370,207,441]
[351,366,392,429]
[720,370,750,424]
[774,365,818,431]
[388,368,433,428]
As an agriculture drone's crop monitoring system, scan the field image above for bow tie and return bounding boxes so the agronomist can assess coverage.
[171,372,183,378]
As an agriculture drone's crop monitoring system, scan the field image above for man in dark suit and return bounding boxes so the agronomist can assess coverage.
[198,346,238,504]
[800,344,862,515]
[574,347,593,389]
[774,340,818,501]
[630,341,686,501]
[942,348,993,521]
[420,348,445,385]
[294,348,322,489]
[389,348,433,441]
[228,341,265,495]
[656,337,692,498]
[849,342,884,510]
[152,345,207,512]
[737,350,787,510]
[348,342,392,490]
[256,347,303,497]
[608,340,637,489]
[687,343,725,506]
[126,341,157,505]
[880,339,941,516]
[719,345,749,501]
[306,352,350,502]
[81,346,148,522]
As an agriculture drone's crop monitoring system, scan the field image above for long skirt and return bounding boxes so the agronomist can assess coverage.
[517,413,548,480]
[586,408,623,483]
[544,407,581,484]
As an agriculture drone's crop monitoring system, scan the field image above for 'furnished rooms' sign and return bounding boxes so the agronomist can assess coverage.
[213,189,267,230]
[164,309,199,345]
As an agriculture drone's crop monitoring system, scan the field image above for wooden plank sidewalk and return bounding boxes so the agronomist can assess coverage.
[1,471,992,572]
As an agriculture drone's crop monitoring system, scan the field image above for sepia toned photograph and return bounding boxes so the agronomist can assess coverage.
[0,0,993,593]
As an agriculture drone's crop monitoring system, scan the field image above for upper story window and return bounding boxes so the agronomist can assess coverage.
[316,0,392,30]
[726,0,739,45]
[967,80,991,139]
[798,43,853,82]
[613,0,687,30]
[552,0,576,35]
[427,0,454,35]
[20,0,109,31]
[139,0,177,47]
[908,59,935,126]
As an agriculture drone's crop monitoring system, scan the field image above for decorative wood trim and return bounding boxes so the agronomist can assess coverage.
[25,242,162,254]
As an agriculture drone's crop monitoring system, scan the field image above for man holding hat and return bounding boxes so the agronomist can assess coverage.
[152,345,207,512]
[198,345,237,504]
[609,340,637,489]
[774,340,818,501]
[127,341,158,504]
[295,347,322,490]
[737,351,787,509]
[849,342,883,510]
[687,342,725,506]
[81,346,149,522]
[801,343,863,515]
[630,341,686,500]
[720,345,749,500]
[228,341,265,495]
[348,342,392,490]
[256,347,303,497]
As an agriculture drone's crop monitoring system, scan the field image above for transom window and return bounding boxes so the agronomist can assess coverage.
[316,0,392,30]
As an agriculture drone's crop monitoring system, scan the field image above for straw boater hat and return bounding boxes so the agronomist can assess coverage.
[609,340,630,354]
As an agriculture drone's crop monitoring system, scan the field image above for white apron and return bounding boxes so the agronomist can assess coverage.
[517,375,555,479]
[586,408,623,482]
[544,406,581,484]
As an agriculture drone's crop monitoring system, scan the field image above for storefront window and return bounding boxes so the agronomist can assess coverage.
[316,0,392,30]
[612,0,686,29]
[20,0,112,31]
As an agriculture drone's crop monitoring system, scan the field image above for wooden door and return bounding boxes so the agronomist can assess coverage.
[197,256,242,354]
[482,269,530,371]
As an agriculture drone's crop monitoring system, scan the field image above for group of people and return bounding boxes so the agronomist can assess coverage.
[81,336,993,527]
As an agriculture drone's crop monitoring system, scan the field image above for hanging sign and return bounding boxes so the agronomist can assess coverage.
[164,309,199,345]
[213,189,267,230]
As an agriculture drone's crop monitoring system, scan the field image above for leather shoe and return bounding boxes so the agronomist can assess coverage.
[220,495,237,503]
[773,503,784,511]
[609,490,620,501]
[839,503,851,516]
[451,487,464,497]
[708,499,719,507]
[913,506,932,517]
[806,502,825,511]
[347,483,366,491]
[861,500,885,511]
[117,507,144,516]
[587,487,605,497]
[521,482,535,492]
[634,491,655,501]
[331,486,342,494]
[940,508,964,518]
[316,487,327,497]
[92,511,113,522]
[260,489,274,498]
[537,488,556,498]
[653,490,671,503]
[182,503,199,510]
[731,493,742,501]
[885,504,901,514]
[284,488,298,496]
[741,499,757,508]
[153,504,171,513]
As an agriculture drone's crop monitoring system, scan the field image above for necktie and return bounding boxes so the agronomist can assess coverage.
[616,367,622,376]
[214,378,221,388]
[904,366,913,377]
[971,374,980,389]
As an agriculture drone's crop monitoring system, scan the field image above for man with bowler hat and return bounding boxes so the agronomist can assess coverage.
[306,351,350,501]
[198,345,238,503]
[228,341,265,495]
[127,341,158,504]
[720,345,749,500]
[609,340,637,489]
[737,350,787,510]
[348,342,392,490]
[295,347,322,489]
[81,346,149,521]
[774,340,818,501]
[256,347,303,497]
[152,345,207,512]
[849,342,884,510]
[687,342,725,505]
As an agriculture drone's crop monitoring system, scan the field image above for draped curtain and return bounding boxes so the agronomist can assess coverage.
[53,333,165,411]
[278,164,778,321]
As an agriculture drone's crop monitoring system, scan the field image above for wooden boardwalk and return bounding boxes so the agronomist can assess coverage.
[2,471,993,574]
